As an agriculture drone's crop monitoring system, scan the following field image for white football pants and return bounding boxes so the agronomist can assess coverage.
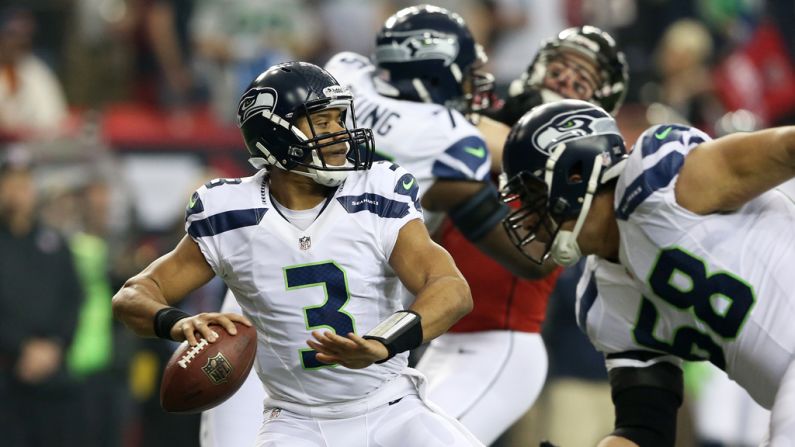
[764,360,795,446]
[415,330,548,445]
[202,292,482,447]
[255,393,481,446]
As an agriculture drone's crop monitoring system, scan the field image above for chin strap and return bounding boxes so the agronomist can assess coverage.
[547,144,603,266]
[550,230,582,266]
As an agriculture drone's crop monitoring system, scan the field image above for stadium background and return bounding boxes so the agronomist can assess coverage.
[1,0,793,445]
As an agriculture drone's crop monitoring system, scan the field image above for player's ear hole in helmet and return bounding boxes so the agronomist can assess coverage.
[237,61,375,187]
[373,4,494,113]
[499,99,628,265]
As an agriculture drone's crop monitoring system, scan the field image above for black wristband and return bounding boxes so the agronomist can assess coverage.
[363,310,423,364]
[448,182,510,242]
[153,307,191,340]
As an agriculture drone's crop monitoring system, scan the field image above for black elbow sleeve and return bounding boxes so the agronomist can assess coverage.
[609,363,684,447]
[448,182,509,242]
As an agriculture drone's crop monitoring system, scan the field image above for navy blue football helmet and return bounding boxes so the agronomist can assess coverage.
[500,99,627,265]
[373,4,493,112]
[238,61,374,187]
[501,26,628,123]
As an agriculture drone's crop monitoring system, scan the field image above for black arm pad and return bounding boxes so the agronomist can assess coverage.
[609,362,683,447]
[363,310,423,364]
[448,182,510,242]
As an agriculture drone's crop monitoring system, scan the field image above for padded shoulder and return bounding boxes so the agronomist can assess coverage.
[325,51,374,84]
[615,124,711,220]
[337,161,423,218]
[184,172,268,238]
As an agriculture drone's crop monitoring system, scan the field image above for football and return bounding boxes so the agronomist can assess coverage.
[160,322,257,413]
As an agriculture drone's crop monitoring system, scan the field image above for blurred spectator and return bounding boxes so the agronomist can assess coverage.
[0,8,68,139]
[63,0,136,108]
[315,0,392,60]
[697,0,761,45]
[646,19,724,131]
[66,174,133,447]
[768,0,795,63]
[713,20,795,127]
[1,0,73,73]
[0,145,84,446]
[488,0,566,86]
[143,0,195,108]
[588,0,697,104]
[189,0,323,123]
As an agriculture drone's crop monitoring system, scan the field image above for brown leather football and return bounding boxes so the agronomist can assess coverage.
[160,322,257,413]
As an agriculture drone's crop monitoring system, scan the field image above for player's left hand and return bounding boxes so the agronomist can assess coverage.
[306,331,389,369]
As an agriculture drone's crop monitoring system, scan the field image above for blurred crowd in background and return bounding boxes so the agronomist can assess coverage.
[1,0,794,446]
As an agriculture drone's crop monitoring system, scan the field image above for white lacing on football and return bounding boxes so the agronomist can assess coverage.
[177,339,209,369]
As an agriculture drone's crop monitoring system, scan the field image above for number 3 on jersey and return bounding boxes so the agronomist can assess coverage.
[284,261,356,369]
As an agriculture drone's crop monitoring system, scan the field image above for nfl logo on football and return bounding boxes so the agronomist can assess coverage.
[299,236,311,251]
[202,353,233,384]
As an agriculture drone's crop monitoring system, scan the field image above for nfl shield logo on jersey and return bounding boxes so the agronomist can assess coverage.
[202,353,233,384]
[267,408,282,420]
[299,236,311,251]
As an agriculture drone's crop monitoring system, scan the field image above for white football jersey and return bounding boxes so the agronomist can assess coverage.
[325,52,491,232]
[577,124,795,408]
[185,162,424,405]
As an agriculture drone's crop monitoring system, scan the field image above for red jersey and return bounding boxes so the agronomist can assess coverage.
[441,221,560,333]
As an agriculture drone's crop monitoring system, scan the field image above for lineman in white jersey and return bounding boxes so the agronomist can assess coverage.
[499,99,795,447]
[325,5,552,276]
[113,61,483,447]
[325,6,553,444]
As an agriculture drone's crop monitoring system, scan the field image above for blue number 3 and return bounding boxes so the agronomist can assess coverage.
[284,261,356,369]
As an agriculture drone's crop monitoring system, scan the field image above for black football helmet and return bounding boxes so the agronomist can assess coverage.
[237,61,374,187]
[497,26,628,125]
[373,4,494,112]
[500,99,627,265]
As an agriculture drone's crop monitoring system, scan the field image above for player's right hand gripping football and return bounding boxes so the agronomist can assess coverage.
[171,312,253,346]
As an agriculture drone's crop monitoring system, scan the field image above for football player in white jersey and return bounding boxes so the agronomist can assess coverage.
[112,61,484,447]
[323,6,556,443]
[499,99,795,447]
[324,5,552,278]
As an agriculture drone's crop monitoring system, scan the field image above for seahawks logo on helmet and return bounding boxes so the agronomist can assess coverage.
[237,87,277,126]
[376,29,460,66]
[531,108,618,155]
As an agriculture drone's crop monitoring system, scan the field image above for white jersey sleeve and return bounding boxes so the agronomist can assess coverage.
[336,160,425,261]
[615,124,712,226]
[326,51,491,232]
[185,176,268,278]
